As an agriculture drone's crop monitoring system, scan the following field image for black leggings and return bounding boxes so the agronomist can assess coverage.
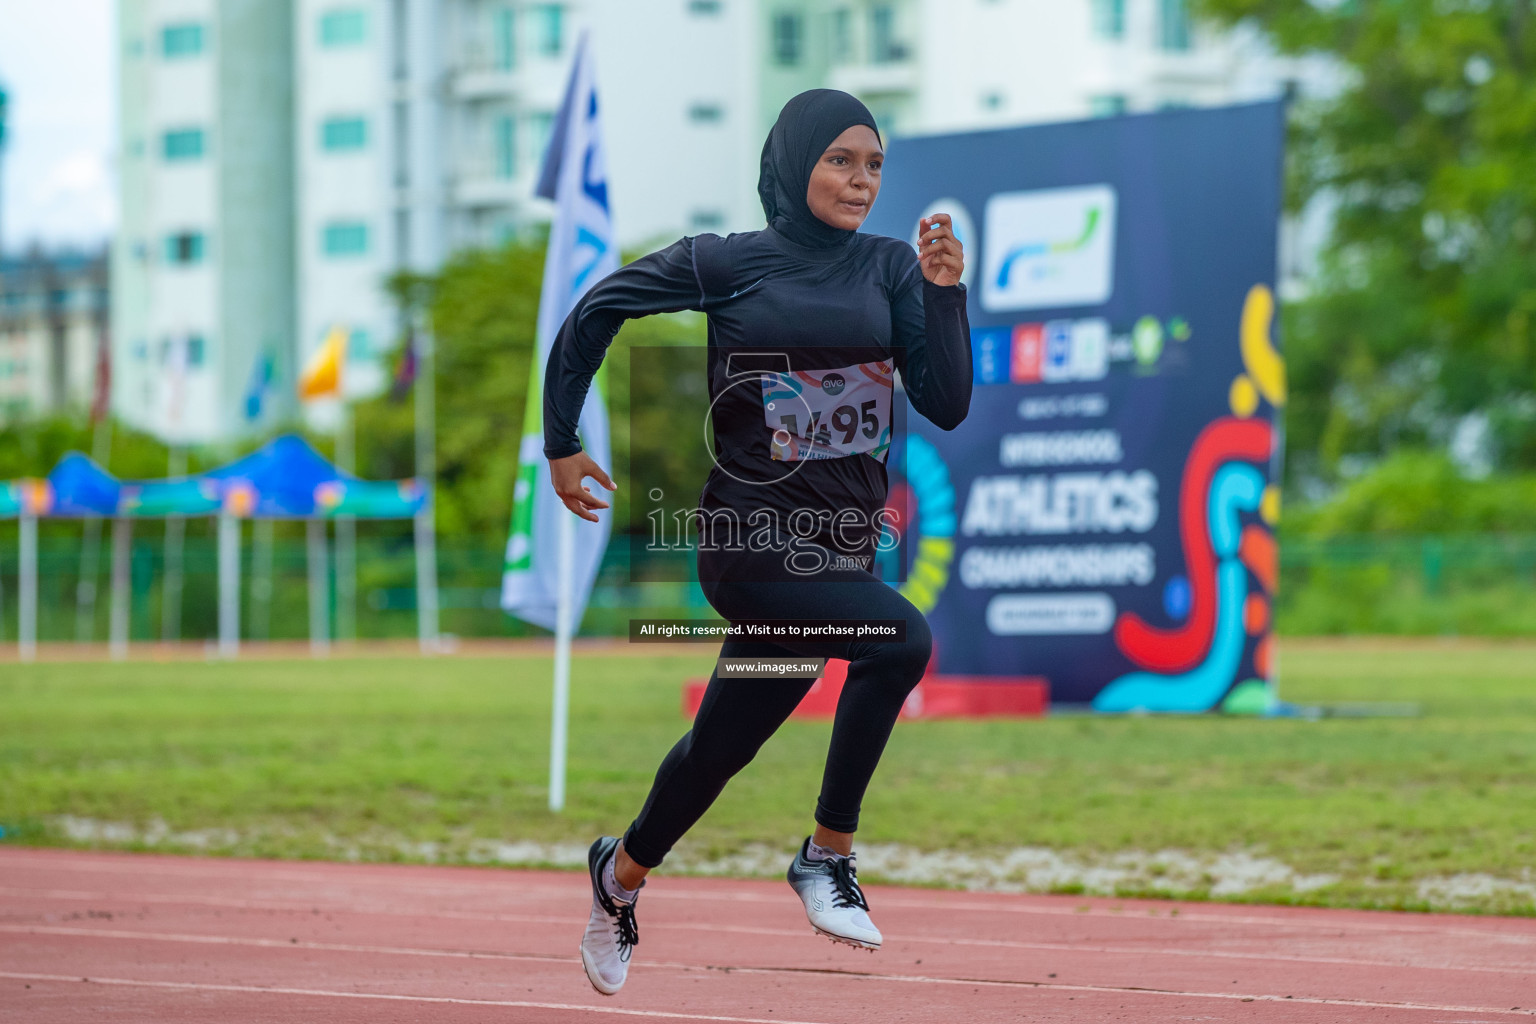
[620,538,932,869]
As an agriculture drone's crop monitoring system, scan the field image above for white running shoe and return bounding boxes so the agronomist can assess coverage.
[786,836,882,951]
[580,836,644,995]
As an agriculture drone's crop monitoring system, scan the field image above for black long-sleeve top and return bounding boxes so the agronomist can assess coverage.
[543,225,971,553]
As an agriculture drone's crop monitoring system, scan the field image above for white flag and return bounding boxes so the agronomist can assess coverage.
[501,33,617,630]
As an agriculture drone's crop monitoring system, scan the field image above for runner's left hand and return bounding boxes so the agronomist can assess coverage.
[917,213,964,287]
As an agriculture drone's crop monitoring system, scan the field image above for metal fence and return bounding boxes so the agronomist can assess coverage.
[1,526,1533,644]
[0,520,711,646]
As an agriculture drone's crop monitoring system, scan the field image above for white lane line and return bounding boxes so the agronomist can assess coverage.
[1,924,578,963]
[4,862,1533,945]
[6,923,1536,1016]
[4,957,1535,1020]
[0,971,835,1023]
[3,898,1533,976]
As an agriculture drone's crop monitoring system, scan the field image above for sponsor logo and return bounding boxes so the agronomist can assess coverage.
[820,372,846,396]
[1011,323,1043,383]
[972,327,1011,385]
[1132,315,1164,366]
[975,314,1171,386]
[981,184,1117,312]
[1042,320,1074,382]
[1070,318,1109,381]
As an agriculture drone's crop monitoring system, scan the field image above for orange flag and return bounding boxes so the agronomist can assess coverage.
[299,325,348,401]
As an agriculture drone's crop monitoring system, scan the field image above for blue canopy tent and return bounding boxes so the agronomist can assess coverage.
[4,435,432,660]
[201,434,428,654]
[202,434,426,518]
[47,453,123,516]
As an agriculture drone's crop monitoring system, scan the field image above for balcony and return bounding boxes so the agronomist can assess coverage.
[450,64,520,102]
[1144,44,1232,86]
[830,47,918,97]
[450,153,532,208]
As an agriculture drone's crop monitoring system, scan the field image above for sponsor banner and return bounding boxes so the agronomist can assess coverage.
[866,102,1285,711]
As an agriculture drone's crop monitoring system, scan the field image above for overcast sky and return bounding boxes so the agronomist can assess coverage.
[0,0,116,254]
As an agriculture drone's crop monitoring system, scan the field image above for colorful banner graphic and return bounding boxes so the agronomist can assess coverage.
[865,102,1285,711]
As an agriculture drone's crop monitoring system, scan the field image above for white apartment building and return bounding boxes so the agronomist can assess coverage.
[115,0,295,443]
[116,0,1312,443]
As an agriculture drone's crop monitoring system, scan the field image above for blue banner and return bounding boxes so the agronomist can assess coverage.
[866,102,1286,712]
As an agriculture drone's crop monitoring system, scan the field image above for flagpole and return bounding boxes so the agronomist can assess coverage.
[413,314,439,652]
[550,510,575,811]
[336,401,356,645]
[298,326,349,655]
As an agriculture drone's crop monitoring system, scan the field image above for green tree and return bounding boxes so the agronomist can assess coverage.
[353,239,706,544]
[1199,0,1536,478]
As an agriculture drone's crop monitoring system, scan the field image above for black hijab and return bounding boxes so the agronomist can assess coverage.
[758,89,881,250]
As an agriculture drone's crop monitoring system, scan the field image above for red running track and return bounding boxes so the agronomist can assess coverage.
[1,847,1532,1023]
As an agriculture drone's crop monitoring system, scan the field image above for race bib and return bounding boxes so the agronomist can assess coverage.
[760,360,893,463]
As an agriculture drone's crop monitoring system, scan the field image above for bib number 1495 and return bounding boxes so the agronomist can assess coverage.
[759,361,893,463]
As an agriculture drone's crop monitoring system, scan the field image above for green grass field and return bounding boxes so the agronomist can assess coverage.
[2,640,1533,915]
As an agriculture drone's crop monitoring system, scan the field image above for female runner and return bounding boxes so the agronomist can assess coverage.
[541,89,970,996]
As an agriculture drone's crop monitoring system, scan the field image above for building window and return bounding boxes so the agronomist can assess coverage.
[1092,0,1125,40]
[771,11,802,65]
[530,4,563,56]
[1090,94,1128,117]
[321,116,368,151]
[164,232,206,265]
[495,115,517,179]
[350,329,374,358]
[832,8,853,61]
[493,6,516,69]
[688,0,722,14]
[323,221,370,256]
[320,8,367,47]
[1160,0,1192,51]
[870,4,907,63]
[529,111,555,161]
[162,128,206,161]
[690,209,725,230]
[162,337,204,366]
[688,102,724,124]
[160,22,205,58]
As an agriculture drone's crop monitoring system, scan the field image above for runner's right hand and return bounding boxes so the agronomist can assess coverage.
[549,451,617,523]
